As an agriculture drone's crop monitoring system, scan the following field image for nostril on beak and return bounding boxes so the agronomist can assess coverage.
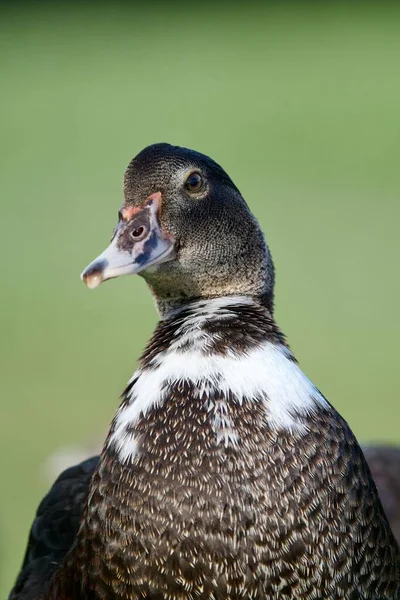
[81,259,108,289]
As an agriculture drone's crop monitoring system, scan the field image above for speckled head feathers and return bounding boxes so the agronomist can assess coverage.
[123,143,239,201]
[82,143,275,315]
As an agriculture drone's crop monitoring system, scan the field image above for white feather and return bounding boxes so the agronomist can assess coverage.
[210,399,240,447]
[109,341,328,461]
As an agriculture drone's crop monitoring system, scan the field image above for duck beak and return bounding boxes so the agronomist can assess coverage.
[81,192,175,289]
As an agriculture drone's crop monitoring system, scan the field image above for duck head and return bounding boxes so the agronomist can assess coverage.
[81,143,275,315]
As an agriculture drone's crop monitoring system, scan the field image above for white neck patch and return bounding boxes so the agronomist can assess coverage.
[109,339,329,463]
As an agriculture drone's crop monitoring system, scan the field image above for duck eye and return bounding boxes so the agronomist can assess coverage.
[130,225,147,241]
[185,172,204,193]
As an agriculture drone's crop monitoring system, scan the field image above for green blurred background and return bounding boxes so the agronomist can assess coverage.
[1,0,400,594]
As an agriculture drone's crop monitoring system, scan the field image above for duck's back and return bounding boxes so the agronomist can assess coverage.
[363,446,400,545]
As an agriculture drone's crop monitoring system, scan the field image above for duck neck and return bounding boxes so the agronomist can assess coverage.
[153,291,275,321]
[145,294,284,361]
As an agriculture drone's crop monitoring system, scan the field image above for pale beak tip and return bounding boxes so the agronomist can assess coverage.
[84,274,103,289]
[80,261,106,289]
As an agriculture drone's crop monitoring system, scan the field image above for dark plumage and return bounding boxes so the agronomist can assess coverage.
[11,445,400,599]
[363,446,400,544]
[10,143,400,599]
[9,457,98,599]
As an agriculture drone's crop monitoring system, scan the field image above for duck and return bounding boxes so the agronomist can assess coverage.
[9,143,400,599]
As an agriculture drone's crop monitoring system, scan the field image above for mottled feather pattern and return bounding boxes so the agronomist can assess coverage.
[45,298,400,599]
[140,297,287,362]
[108,298,327,459]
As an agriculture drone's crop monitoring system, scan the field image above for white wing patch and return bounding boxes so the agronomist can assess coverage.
[109,341,328,462]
